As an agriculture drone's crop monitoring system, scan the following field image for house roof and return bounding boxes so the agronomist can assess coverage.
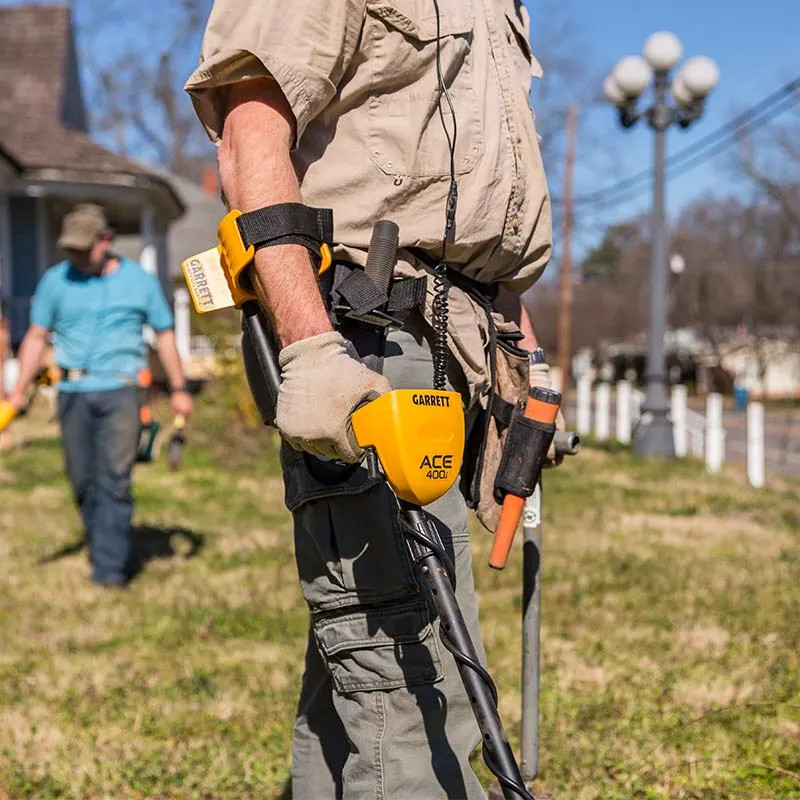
[0,4,182,218]
[115,172,226,275]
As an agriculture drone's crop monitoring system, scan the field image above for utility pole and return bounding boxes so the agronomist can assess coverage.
[557,103,578,411]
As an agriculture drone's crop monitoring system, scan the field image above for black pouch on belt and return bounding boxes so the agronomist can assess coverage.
[492,408,555,503]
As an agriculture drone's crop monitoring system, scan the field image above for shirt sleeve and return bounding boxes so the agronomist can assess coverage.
[145,274,174,332]
[184,0,366,145]
[29,270,57,330]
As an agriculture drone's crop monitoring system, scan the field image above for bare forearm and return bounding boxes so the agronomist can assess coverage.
[495,288,539,351]
[218,79,332,347]
[155,330,186,390]
[12,326,48,398]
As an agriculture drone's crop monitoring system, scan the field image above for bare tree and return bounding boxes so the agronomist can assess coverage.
[528,214,650,355]
[527,1,605,199]
[76,0,214,181]
[738,108,800,226]
[671,194,800,385]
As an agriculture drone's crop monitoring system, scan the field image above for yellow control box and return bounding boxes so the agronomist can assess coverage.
[352,389,464,506]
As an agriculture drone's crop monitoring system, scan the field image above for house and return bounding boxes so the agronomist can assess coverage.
[114,169,226,279]
[719,336,800,399]
[0,4,185,347]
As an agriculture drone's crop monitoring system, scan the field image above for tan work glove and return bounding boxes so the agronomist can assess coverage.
[276,331,392,462]
[529,361,565,464]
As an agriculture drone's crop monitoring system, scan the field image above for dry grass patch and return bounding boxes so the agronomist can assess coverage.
[0,409,798,799]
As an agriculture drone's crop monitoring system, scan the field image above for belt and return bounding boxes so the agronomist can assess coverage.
[57,367,136,386]
[58,367,88,382]
[322,259,427,320]
[406,247,499,306]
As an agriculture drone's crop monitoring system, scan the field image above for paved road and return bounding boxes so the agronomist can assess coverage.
[566,398,800,480]
[713,403,800,480]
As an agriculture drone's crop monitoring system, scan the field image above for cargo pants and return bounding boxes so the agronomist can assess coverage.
[283,313,487,799]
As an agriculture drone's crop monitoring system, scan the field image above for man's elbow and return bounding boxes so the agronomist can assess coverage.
[25,324,49,346]
[155,328,175,347]
[219,79,295,159]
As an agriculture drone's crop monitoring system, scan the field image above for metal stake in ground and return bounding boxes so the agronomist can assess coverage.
[520,484,543,784]
[519,432,580,795]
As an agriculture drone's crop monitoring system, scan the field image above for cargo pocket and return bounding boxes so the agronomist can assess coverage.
[314,600,443,693]
[364,0,483,178]
[282,444,419,613]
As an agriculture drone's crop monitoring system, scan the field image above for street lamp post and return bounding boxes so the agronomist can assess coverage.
[604,33,719,458]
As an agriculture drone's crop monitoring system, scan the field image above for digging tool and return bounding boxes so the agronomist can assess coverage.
[0,366,58,435]
[166,414,187,471]
[135,369,161,463]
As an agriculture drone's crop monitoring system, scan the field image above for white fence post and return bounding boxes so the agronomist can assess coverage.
[174,287,192,361]
[616,380,631,444]
[576,375,592,436]
[705,393,724,473]
[671,384,688,458]
[747,401,765,488]
[594,383,610,441]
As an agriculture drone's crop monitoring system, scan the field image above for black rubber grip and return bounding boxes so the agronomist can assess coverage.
[241,301,281,425]
[364,220,399,296]
[530,386,561,407]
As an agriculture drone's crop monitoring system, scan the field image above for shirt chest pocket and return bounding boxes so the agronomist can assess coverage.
[504,4,542,108]
[364,0,484,179]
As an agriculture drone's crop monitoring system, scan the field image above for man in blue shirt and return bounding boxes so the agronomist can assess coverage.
[8,204,193,587]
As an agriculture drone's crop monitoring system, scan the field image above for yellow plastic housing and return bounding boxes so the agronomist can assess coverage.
[351,389,464,506]
[182,210,334,312]
[217,210,259,306]
[0,401,16,433]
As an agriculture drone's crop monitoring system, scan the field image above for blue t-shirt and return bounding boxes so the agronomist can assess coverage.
[30,258,174,393]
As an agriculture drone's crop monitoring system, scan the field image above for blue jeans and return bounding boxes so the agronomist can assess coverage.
[57,387,140,584]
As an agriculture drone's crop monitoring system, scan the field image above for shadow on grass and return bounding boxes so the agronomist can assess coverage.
[37,536,87,563]
[128,524,205,581]
[37,524,206,582]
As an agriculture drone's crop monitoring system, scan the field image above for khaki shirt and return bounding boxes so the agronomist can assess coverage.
[186,0,552,396]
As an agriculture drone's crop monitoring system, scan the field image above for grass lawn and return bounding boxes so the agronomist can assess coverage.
[0,399,798,799]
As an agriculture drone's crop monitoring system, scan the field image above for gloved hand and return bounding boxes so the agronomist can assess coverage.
[529,361,565,465]
[276,331,392,462]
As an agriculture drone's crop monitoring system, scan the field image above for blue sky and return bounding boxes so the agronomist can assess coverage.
[4,0,797,257]
[526,0,800,251]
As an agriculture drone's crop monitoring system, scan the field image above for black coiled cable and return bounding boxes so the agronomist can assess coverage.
[431,261,450,391]
[427,3,534,797]
[431,0,457,393]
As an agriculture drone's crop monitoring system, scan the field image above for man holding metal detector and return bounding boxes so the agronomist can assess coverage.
[185,1,563,797]
[2,204,193,587]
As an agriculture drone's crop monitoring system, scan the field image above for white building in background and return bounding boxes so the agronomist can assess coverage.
[720,338,800,399]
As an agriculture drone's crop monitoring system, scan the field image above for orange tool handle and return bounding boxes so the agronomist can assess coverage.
[138,369,153,425]
[488,387,560,570]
